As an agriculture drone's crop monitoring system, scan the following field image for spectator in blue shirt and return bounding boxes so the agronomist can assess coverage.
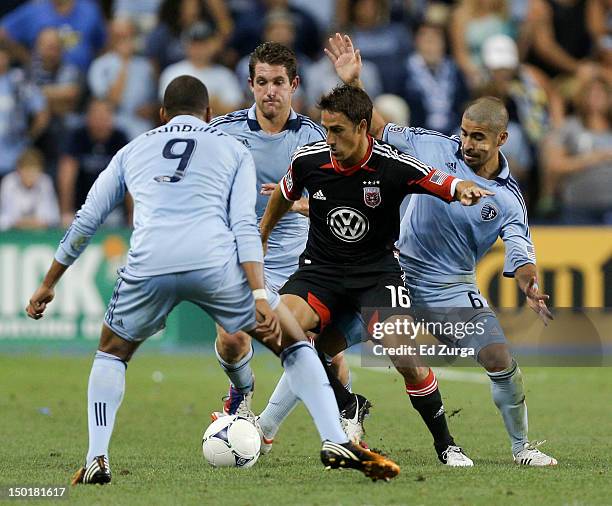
[347,0,413,94]
[28,27,81,170]
[0,42,49,177]
[399,22,469,136]
[0,0,106,72]
[88,18,157,140]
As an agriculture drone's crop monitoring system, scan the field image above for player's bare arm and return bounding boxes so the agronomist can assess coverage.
[325,32,386,139]
[260,183,309,217]
[514,263,554,325]
[259,185,294,251]
[25,259,68,319]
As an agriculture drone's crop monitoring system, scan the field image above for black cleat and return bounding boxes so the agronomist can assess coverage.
[71,455,112,485]
[321,440,400,481]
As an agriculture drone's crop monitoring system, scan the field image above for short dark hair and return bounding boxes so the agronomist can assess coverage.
[463,96,509,133]
[248,42,297,82]
[162,75,209,117]
[317,85,372,130]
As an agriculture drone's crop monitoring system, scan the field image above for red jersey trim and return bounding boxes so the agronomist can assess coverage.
[280,168,300,201]
[328,135,376,176]
[307,292,331,330]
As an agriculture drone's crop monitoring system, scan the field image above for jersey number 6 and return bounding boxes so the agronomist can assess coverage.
[154,138,196,183]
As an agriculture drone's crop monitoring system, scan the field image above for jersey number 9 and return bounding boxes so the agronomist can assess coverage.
[154,138,196,183]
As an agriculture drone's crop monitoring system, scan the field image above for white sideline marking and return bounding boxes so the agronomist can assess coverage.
[345,355,488,384]
[345,355,548,384]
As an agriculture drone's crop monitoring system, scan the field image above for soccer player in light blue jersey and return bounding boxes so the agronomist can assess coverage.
[25,75,400,484]
[209,43,367,444]
[325,34,557,467]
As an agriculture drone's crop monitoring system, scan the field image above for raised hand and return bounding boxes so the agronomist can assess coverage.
[324,33,362,86]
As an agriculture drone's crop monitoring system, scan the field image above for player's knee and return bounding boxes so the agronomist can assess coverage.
[99,326,140,362]
[478,343,513,373]
[397,365,429,384]
[216,329,251,363]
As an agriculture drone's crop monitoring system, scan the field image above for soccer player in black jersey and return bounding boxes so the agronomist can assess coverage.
[257,85,492,464]
[261,85,491,332]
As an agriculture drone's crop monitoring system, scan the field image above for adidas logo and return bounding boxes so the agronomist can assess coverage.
[434,406,445,418]
[312,190,326,200]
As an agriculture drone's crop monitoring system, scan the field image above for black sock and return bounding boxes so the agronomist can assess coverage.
[317,351,354,410]
[406,370,455,453]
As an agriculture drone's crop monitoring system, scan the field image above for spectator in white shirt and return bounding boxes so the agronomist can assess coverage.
[0,148,59,230]
[158,22,243,116]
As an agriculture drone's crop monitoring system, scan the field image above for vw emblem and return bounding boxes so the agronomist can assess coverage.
[327,207,369,242]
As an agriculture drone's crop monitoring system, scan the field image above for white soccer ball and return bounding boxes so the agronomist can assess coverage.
[202,415,261,468]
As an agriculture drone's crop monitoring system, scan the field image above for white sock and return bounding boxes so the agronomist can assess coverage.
[259,372,299,439]
[215,343,254,394]
[344,370,352,392]
[86,351,126,465]
[280,342,347,444]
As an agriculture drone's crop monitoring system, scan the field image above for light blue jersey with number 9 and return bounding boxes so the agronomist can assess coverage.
[55,115,263,276]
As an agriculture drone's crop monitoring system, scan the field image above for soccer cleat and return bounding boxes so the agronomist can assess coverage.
[321,440,400,481]
[438,445,474,467]
[210,381,255,421]
[339,393,372,444]
[71,455,111,485]
[513,441,558,466]
[253,416,274,455]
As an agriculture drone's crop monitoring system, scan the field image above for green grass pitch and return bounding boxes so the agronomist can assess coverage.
[1,353,610,505]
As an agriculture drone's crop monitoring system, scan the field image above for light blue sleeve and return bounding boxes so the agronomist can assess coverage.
[381,123,418,157]
[229,149,264,264]
[500,203,536,278]
[55,150,126,265]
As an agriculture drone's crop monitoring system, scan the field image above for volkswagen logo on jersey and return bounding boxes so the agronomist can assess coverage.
[481,203,499,221]
[363,186,381,208]
[327,207,369,242]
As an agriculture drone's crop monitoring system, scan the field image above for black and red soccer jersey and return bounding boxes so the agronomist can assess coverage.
[280,135,459,265]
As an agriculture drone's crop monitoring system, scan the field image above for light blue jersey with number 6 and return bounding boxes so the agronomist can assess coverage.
[55,115,263,276]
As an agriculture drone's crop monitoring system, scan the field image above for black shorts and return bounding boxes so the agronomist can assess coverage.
[279,254,407,329]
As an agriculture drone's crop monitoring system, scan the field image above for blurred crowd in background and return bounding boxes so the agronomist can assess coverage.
[0,0,610,231]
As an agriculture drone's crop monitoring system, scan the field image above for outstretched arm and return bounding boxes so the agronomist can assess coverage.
[324,33,387,139]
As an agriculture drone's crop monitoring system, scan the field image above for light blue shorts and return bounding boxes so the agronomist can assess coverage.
[104,263,256,342]
[405,277,507,357]
[264,262,295,310]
